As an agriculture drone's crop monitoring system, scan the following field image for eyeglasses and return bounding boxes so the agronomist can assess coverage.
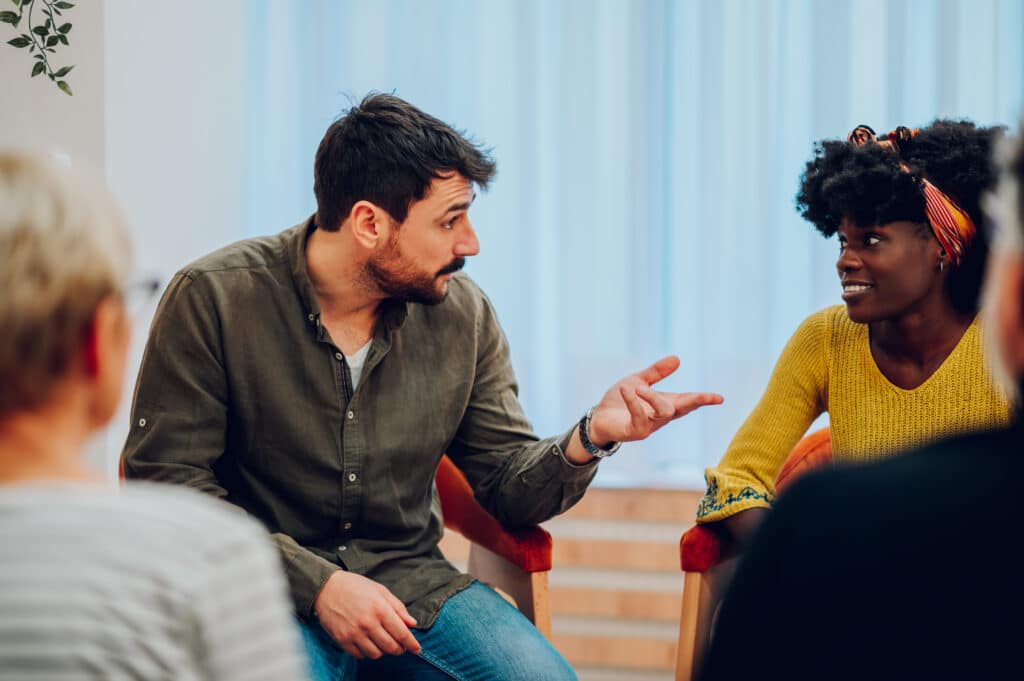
[124,278,161,319]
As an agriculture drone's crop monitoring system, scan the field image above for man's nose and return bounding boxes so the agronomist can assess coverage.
[455,220,480,257]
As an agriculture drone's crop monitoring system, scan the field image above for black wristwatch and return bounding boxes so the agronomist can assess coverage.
[578,408,622,459]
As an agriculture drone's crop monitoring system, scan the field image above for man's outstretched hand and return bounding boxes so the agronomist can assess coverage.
[566,356,723,464]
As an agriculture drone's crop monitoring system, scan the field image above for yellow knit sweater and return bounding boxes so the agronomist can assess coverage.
[696,305,1012,523]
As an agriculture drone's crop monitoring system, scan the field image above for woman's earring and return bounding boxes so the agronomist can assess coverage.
[939,261,945,272]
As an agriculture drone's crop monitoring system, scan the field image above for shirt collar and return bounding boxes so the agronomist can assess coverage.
[287,215,409,334]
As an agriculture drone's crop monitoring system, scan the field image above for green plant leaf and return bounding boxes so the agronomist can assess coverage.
[56,80,72,96]
[54,1,74,8]
[31,25,48,36]
[6,35,30,47]
[30,61,44,77]
[45,35,58,46]
[33,52,43,59]
[0,10,18,22]
[53,65,72,77]
[57,21,70,33]
[56,33,66,44]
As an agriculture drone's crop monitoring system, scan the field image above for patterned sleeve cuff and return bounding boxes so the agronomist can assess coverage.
[695,475,773,523]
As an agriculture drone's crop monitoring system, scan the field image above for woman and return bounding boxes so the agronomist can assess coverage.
[0,153,306,680]
[696,120,1013,543]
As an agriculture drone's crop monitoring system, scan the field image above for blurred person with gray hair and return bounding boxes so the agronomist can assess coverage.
[698,125,1024,681]
[0,152,307,681]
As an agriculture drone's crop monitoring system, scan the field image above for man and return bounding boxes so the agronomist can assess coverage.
[698,125,1024,681]
[123,93,723,680]
[0,152,305,680]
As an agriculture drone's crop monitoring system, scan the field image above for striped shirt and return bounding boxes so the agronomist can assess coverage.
[0,481,307,680]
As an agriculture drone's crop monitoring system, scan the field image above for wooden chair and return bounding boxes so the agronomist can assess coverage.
[434,454,553,638]
[120,454,554,639]
[674,428,832,681]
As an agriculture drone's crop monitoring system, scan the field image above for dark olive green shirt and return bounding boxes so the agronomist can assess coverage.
[122,219,598,628]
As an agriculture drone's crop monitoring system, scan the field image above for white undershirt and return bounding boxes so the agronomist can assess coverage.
[346,341,372,388]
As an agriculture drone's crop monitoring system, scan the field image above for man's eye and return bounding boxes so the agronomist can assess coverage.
[865,235,881,246]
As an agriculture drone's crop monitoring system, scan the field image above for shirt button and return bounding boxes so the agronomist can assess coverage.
[343,522,352,530]
[138,418,147,428]
[346,410,355,420]
[339,545,347,552]
[348,473,357,483]
[308,313,315,321]
[335,352,343,360]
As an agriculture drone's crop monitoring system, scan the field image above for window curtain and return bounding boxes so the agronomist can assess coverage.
[244,0,1024,487]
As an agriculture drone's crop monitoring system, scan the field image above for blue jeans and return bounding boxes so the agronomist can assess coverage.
[299,581,576,681]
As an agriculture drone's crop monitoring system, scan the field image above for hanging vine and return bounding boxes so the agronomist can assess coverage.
[2,0,76,96]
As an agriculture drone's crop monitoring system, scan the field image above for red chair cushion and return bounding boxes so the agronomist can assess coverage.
[679,524,724,572]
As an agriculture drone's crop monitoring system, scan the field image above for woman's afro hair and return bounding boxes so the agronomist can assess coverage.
[795,119,1005,313]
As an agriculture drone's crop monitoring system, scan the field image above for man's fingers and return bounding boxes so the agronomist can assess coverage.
[635,355,681,386]
[635,385,676,420]
[619,385,649,431]
[385,591,418,629]
[353,636,384,660]
[367,623,409,657]
[380,608,422,655]
[337,637,366,660]
[670,392,725,416]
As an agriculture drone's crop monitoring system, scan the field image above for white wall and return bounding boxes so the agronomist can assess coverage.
[103,0,248,478]
[0,0,109,473]
[2,1,250,477]
[0,0,105,170]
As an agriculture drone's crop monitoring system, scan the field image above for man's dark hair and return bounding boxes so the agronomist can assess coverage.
[796,119,1005,313]
[313,93,497,231]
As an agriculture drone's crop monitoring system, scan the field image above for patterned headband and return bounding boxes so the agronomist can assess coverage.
[847,124,977,267]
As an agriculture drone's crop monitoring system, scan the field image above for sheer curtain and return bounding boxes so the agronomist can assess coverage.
[243,0,1024,487]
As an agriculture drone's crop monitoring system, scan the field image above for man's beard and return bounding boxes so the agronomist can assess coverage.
[365,252,466,305]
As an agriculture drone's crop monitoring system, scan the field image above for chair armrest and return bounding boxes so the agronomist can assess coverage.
[681,427,832,574]
[680,524,737,572]
[435,455,552,573]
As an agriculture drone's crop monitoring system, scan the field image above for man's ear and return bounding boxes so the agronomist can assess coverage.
[348,201,391,249]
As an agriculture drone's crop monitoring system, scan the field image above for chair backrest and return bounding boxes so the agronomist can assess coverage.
[774,427,832,495]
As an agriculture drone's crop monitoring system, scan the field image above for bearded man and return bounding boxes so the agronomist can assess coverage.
[124,93,722,681]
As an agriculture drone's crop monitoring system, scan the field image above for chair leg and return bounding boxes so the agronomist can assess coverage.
[676,559,739,681]
[676,570,708,681]
[529,571,551,640]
